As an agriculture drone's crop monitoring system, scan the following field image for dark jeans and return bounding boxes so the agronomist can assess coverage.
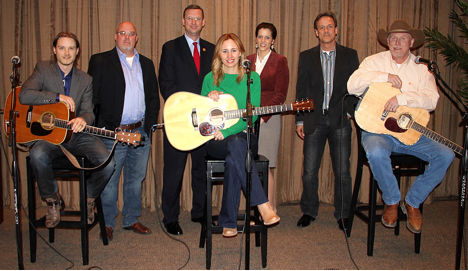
[29,133,115,199]
[301,114,352,220]
[205,132,268,229]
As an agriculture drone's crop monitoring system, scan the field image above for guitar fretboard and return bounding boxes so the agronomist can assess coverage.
[55,119,116,139]
[224,104,294,119]
[411,121,463,155]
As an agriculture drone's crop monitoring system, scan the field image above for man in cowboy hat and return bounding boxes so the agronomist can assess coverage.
[347,19,454,234]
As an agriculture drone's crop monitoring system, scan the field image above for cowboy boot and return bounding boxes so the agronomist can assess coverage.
[45,193,64,228]
[87,198,96,224]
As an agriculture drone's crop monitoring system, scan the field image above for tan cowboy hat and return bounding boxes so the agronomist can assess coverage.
[378,19,425,49]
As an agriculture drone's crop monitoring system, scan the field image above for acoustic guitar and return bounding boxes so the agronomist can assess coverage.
[3,88,143,146]
[354,82,462,155]
[163,91,314,151]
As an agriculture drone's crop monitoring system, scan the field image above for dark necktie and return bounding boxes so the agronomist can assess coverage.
[193,42,200,75]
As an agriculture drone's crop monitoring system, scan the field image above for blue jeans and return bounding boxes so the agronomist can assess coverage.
[301,114,352,220]
[29,133,115,199]
[101,126,151,228]
[362,131,455,208]
[205,132,268,229]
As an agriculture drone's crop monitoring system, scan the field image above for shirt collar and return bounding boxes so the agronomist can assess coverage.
[184,33,200,45]
[116,46,139,60]
[320,46,336,55]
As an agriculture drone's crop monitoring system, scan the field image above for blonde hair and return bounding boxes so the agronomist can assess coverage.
[211,33,246,87]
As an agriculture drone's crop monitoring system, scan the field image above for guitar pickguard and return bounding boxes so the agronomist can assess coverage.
[384,117,407,133]
[199,122,225,136]
[30,122,53,136]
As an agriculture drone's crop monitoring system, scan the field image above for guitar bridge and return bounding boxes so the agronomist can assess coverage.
[191,108,199,131]
[26,106,33,128]
[381,109,389,121]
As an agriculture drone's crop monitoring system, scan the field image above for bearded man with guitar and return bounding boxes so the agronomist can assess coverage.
[18,32,115,228]
[347,20,455,234]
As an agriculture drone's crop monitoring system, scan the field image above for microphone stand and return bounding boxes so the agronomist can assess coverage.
[243,63,254,270]
[8,61,24,269]
[425,62,467,270]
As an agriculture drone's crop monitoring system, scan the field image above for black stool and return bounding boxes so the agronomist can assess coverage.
[346,130,425,256]
[26,156,108,265]
[199,154,269,269]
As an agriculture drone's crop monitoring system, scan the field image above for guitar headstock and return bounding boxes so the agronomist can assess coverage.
[292,99,314,112]
[115,130,144,146]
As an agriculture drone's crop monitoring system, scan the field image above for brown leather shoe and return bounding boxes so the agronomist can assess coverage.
[45,193,65,228]
[100,227,114,241]
[123,222,152,235]
[401,201,422,233]
[222,227,237,237]
[257,202,280,225]
[381,203,398,228]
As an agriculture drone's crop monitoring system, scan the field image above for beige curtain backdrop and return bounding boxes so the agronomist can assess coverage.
[0,0,464,214]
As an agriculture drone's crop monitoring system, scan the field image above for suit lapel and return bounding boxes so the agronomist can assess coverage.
[311,46,324,93]
[69,67,81,101]
[51,63,66,95]
[179,36,199,76]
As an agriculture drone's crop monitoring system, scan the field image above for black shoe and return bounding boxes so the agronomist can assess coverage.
[297,214,315,227]
[191,217,204,224]
[337,218,348,231]
[165,221,183,235]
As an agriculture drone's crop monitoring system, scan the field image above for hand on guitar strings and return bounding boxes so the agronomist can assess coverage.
[384,96,400,112]
[68,117,87,133]
[387,74,402,89]
[207,90,223,102]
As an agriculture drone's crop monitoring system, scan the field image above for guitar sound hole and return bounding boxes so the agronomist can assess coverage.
[41,112,55,130]
[384,117,407,133]
[209,109,224,125]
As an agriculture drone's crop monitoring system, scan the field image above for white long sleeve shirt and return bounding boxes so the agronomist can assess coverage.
[347,50,439,111]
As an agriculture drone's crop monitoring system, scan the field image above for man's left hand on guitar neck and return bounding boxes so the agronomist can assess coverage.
[68,117,87,133]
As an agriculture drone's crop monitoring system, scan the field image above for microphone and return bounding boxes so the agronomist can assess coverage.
[242,59,251,68]
[11,56,20,65]
[415,56,433,65]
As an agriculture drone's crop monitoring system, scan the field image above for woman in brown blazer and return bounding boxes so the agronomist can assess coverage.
[247,22,290,211]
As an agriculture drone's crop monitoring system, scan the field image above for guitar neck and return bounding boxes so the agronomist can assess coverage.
[225,104,294,119]
[411,122,463,155]
[55,119,116,139]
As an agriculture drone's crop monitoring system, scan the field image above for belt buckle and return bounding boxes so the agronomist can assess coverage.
[323,109,328,115]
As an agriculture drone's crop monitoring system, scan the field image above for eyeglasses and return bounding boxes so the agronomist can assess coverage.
[185,17,202,22]
[116,31,137,37]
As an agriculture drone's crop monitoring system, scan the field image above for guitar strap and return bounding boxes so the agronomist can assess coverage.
[58,140,119,170]
[16,140,119,171]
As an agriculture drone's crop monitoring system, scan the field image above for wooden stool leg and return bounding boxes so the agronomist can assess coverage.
[27,159,37,263]
[79,159,89,266]
[367,176,378,256]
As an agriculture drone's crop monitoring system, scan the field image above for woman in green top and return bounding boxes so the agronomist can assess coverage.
[202,33,280,237]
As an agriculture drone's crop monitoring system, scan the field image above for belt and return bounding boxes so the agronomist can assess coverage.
[119,120,143,131]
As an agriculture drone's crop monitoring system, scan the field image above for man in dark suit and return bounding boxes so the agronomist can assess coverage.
[88,21,160,240]
[159,4,215,235]
[295,12,359,230]
[20,32,115,228]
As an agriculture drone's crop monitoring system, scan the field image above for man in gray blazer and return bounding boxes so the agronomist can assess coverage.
[19,32,115,229]
[295,12,359,231]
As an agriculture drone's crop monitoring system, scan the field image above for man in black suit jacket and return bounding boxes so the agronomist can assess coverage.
[159,4,215,235]
[88,21,160,240]
[295,12,359,230]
